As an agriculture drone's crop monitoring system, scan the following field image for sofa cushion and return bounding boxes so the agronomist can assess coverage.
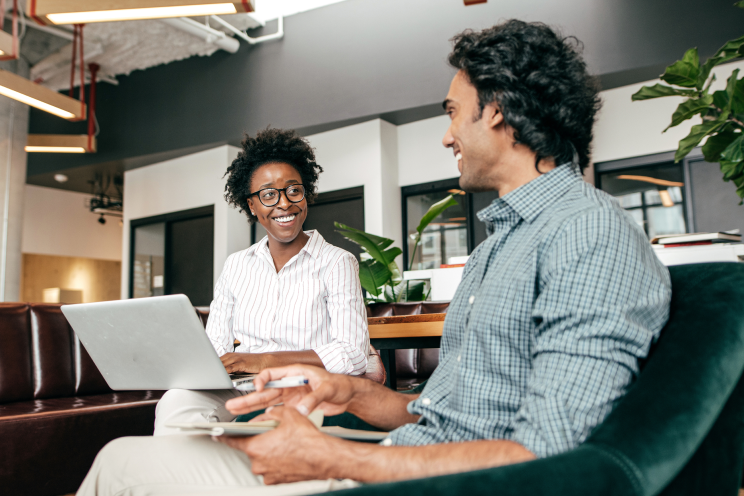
[0,303,33,403]
[0,391,162,420]
[0,391,164,496]
[30,304,76,399]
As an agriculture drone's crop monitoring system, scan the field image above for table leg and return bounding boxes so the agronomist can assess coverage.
[379,349,397,390]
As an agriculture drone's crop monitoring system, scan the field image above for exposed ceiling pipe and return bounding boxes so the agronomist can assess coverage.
[159,17,239,53]
[23,19,75,41]
[209,15,283,45]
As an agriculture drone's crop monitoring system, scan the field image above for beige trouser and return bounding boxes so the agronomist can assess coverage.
[153,388,252,436]
[76,435,360,496]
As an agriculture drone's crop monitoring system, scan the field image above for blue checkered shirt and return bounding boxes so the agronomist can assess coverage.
[387,164,671,457]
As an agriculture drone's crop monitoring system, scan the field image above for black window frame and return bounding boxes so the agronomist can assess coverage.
[594,148,702,234]
[401,178,475,272]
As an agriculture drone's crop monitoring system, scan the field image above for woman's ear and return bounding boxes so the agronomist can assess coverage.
[247,197,256,216]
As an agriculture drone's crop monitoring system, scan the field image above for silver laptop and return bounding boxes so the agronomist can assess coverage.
[61,294,253,390]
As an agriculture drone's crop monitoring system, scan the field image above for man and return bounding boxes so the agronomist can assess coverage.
[78,20,670,495]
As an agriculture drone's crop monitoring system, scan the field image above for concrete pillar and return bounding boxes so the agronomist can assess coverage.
[0,58,30,301]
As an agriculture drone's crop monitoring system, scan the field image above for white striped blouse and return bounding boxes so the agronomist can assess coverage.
[206,230,369,375]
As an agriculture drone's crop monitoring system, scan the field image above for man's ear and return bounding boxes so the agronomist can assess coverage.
[483,104,504,130]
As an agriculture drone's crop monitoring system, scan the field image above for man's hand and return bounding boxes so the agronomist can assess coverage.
[225,364,356,417]
[216,406,338,484]
[220,352,268,374]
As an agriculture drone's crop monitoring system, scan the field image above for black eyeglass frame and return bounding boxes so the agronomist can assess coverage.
[247,184,307,207]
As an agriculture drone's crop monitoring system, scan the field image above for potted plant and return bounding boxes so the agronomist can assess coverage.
[335,194,459,304]
[631,1,744,203]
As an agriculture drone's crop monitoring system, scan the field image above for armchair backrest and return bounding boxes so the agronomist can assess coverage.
[586,262,744,495]
[335,262,744,496]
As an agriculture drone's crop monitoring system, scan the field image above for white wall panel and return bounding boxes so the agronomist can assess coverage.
[22,185,122,261]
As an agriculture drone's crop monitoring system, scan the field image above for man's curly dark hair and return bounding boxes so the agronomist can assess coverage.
[224,128,323,223]
[448,20,601,173]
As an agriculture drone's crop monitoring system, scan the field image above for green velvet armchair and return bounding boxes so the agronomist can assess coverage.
[331,262,744,496]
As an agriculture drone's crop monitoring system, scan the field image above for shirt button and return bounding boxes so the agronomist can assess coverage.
[468,295,475,305]
[421,397,431,406]
[381,438,393,446]
[457,355,461,362]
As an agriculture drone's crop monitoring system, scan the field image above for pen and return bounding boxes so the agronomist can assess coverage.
[235,375,309,392]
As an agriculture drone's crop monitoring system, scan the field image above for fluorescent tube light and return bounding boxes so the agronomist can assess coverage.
[0,69,85,120]
[0,86,75,119]
[28,1,254,25]
[25,146,86,153]
[47,4,238,24]
[26,135,96,153]
[0,29,15,58]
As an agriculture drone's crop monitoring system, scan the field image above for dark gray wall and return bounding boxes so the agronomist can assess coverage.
[27,0,744,183]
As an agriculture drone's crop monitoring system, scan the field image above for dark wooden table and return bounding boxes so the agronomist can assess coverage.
[368,314,445,390]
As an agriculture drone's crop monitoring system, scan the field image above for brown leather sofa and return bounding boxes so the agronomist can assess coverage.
[0,303,164,496]
[0,304,385,496]
[366,301,449,390]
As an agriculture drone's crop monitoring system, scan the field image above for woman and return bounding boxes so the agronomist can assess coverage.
[154,128,369,435]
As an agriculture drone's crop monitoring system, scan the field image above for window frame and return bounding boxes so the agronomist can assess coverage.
[401,178,475,271]
[594,148,702,234]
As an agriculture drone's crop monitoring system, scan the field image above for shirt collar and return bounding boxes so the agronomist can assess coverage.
[477,163,580,225]
[254,229,324,263]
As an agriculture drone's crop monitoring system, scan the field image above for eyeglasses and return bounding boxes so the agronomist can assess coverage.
[248,184,306,207]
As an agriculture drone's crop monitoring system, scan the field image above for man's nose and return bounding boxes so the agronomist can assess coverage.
[442,126,454,148]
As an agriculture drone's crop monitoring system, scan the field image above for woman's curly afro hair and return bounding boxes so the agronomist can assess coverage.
[224,128,323,223]
[448,20,602,173]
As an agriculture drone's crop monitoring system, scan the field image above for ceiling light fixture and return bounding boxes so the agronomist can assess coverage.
[0,0,19,61]
[54,174,69,183]
[0,70,86,119]
[616,175,684,188]
[27,1,254,25]
[0,30,14,58]
[26,134,96,153]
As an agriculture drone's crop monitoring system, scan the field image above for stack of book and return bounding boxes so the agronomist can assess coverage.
[651,232,742,248]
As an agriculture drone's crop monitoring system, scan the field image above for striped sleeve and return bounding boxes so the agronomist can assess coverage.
[205,253,238,356]
[313,252,369,375]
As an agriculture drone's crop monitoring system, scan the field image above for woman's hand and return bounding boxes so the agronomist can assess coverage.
[225,364,359,418]
[220,353,268,373]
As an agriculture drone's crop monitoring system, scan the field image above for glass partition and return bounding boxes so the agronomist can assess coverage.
[132,222,165,298]
[598,163,688,239]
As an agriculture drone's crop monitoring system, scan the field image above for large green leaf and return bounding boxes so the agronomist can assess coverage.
[334,222,392,250]
[357,259,391,297]
[714,34,744,64]
[631,84,698,101]
[724,69,741,113]
[720,159,743,181]
[334,222,396,267]
[737,1,744,8]
[698,56,723,90]
[702,129,741,162]
[675,119,728,162]
[721,134,744,163]
[665,95,713,131]
[660,48,700,88]
[732,78,744,116]
[384,280,427,303]
[416,194,459,235]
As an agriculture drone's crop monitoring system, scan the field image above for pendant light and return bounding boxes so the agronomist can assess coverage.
[27,0,255,25]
